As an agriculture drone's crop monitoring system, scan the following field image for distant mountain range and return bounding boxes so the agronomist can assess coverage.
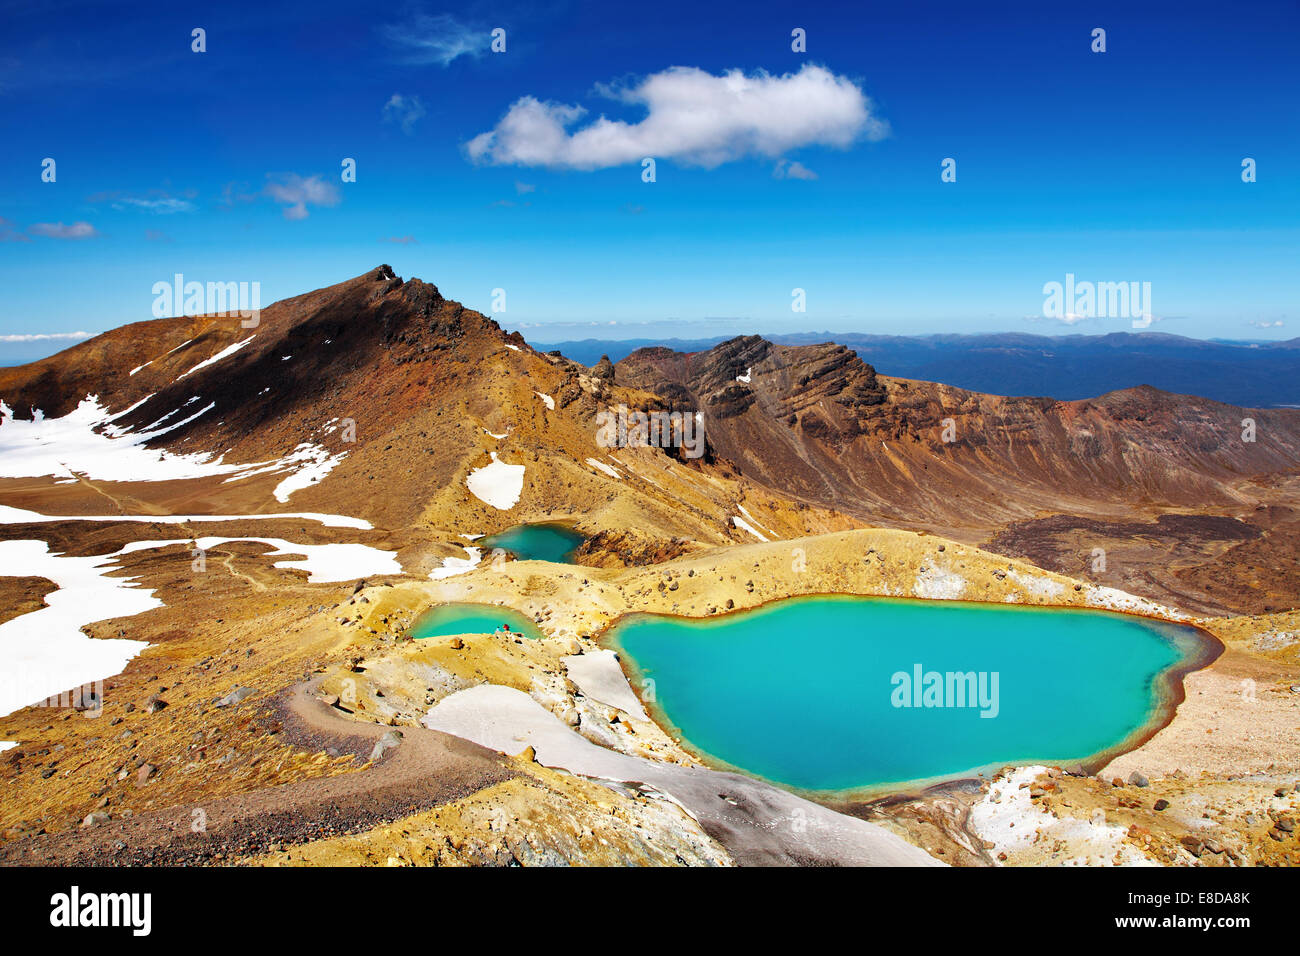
[534,332,1300,408]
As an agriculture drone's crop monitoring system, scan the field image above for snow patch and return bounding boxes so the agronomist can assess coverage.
[430,545,483,580]
[731,516,769,541]
[466,452,525,510]
[271,444,347,503]
[117,537,401,583]
[0,504,371,530]
[0,540,153,721]
[535,391,555,411]
[737,504,772,536]
[736,368,752,384]
[176,335,255,380]
[564,650,648,720]
[585,458,622,479]
[0,396,246,483]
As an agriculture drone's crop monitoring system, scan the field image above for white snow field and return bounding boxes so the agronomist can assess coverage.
[466,452,525,509]
[0,540,153,723]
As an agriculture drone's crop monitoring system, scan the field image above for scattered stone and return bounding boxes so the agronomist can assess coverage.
[136,764,155,787]
[214,686,256,709]
[82,811,110,828]
[1128,771,1150,787]
[1153,798,1170,811]
[369,730,403,762]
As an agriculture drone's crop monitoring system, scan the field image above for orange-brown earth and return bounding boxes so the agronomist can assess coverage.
[1,266,1297,866]
[618,335,1300,614]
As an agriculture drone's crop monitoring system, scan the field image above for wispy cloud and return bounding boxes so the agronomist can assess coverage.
[114,197,194,213]
[514,180,536,194]
[0,331,97,343]
[773,158,818,180]
[382,235,418,244]
[89,189,196,214]
[29,221,97,240]
[1249,319,1285,329]
[382,12,487,67]
[467,64,887,170]
[264,174,341,220]
[382,93,427,134]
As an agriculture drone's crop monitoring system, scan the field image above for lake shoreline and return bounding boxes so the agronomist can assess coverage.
[600,592,1225,804]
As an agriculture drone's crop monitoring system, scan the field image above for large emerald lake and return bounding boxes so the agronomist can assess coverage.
[607,595,1217,795]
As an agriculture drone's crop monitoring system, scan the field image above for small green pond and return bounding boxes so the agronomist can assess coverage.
[479,522,585,563]
[410,603,543,641]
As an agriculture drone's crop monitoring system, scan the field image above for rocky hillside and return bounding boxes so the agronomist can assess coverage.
[618,335,1300,613]
[619,335,1300,529]
[0,269,856,559]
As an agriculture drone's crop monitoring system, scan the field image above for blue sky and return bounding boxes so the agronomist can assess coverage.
[1,0,1297,362]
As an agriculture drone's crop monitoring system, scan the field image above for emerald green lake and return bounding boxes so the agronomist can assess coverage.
[411,603,542,640]
[608,595,1217,795]
[479,522,584,563]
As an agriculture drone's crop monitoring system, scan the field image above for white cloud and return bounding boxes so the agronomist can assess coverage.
[514,180,536,194]
[383,13,486,67]
[466,64,887,170]
[382,93,427,134]
[774,158,818,180]
[264,174,341,221]
[29,221,97,240]
[112,197,194,213]
[89,190,197,214]
[0,331,97,343]
[1249,319,1285,329]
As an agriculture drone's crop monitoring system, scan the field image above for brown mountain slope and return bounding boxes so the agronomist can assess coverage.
[5,272,1297,612]
[0,268,856,563]
[617,335,1300,614]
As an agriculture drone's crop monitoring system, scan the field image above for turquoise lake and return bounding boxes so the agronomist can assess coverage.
[479,522,585,563]
[411,603,542,640]
[608,595,1216,795]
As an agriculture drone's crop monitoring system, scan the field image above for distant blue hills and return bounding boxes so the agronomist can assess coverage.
[530,331,1300,408]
